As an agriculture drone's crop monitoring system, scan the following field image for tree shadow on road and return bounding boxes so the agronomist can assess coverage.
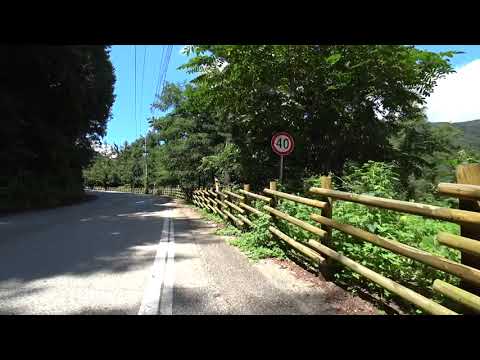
[0,192,177,286]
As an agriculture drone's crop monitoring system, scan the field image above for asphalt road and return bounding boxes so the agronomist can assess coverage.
[0,191,346,315]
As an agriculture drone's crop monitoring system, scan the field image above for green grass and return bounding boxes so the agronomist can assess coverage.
[215,225,242,236]
[192,204,285,261]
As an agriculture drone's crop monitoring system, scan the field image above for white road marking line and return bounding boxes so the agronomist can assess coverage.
[159,220,175,315]
[138,216,170,315]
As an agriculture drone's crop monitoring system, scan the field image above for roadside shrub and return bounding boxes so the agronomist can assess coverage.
[192,161,463,313]
[228,213,285,260]
[330,161,460,313]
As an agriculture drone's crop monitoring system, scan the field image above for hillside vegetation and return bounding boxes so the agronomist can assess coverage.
[432,119,480,152]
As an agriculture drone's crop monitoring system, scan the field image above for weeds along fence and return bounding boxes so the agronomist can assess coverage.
[191,164,480,315]
[89,186,186,199]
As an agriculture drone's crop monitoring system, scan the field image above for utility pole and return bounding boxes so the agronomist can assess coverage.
[144,134,148,194]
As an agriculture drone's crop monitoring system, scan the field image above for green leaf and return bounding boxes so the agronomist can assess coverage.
[326,53,342,65]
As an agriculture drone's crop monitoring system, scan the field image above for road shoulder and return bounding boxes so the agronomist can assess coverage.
[172,201,379,315]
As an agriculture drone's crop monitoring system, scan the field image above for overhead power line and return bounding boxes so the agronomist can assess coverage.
[140,45,148,135]
[134,45,137,139]
[152,45,173,114]
[153,46,166,110]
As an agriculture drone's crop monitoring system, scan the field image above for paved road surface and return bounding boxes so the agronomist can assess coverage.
[0,191,345,315]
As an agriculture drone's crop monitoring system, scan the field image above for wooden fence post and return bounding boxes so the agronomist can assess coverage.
[270,180,280,228]
[270,181,277,206]
[320,175,333,244]
[456,164,480,297]
[243,184,250,207]
[320,175,334,279]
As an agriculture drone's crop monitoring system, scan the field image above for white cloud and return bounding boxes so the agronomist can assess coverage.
[426,60,480,123]
[92,141,117,159]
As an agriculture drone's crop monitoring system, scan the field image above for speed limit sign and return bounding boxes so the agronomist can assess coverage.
[271,132,294,156]
[271,132,294,183]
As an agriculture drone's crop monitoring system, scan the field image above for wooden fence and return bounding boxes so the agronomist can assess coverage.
[191,165,480,315]
[88,186,186,199]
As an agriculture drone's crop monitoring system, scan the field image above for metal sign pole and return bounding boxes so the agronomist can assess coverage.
[279,155,284,183]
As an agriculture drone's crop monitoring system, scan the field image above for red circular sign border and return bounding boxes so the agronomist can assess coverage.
[271,132,295,156]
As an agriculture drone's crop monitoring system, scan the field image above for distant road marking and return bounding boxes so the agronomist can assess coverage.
[138,213,175,315]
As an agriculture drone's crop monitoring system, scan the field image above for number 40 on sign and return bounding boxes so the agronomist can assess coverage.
[271,132,294,182]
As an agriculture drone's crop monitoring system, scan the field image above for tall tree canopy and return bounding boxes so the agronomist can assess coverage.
[1,46,115,210]
[178,45,455,187]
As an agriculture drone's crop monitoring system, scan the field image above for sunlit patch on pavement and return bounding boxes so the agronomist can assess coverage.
[115,211,166,218]
[154,202,175,207]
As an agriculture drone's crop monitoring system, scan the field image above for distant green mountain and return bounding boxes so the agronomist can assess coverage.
[431,119,480,152]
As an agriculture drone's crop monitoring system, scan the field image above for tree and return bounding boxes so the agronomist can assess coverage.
[388,110,462,200]
[1,45,115,210]
[150,82,230,192]
[179,45,456,188]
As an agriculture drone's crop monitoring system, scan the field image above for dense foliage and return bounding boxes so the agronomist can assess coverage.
[1,46,115,211]
[178,45,456,188]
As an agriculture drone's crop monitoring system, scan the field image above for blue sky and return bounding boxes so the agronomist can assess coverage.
[103,45,480,147]
[416,45,480,68]
[104,45,193,146]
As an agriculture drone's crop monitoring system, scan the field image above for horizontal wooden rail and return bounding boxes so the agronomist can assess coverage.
[223,190,245,200]
[270,226,456,315]
[263,188,327,209]
[215,206,229,220]
[238,189,272,203]
[207,198,219,208]
[201,195,212,204]
[206,203,217,214]
[199,195,210,204]
[239,203,265,216]
[264,206,326,238]
[214,198,228,208]
[208,190,217,197]
[310,213,480,286]
[224,199,245,214]
[223,208,244,227]
[238,214,253,227]
[303,238,457,315]
[199,200,208,209]
[437,183,480,201]
[270,226,325,263]
[433,279,480,313]
[215,190,228,198]
[309,187,480,226]
[437,232,480,256]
